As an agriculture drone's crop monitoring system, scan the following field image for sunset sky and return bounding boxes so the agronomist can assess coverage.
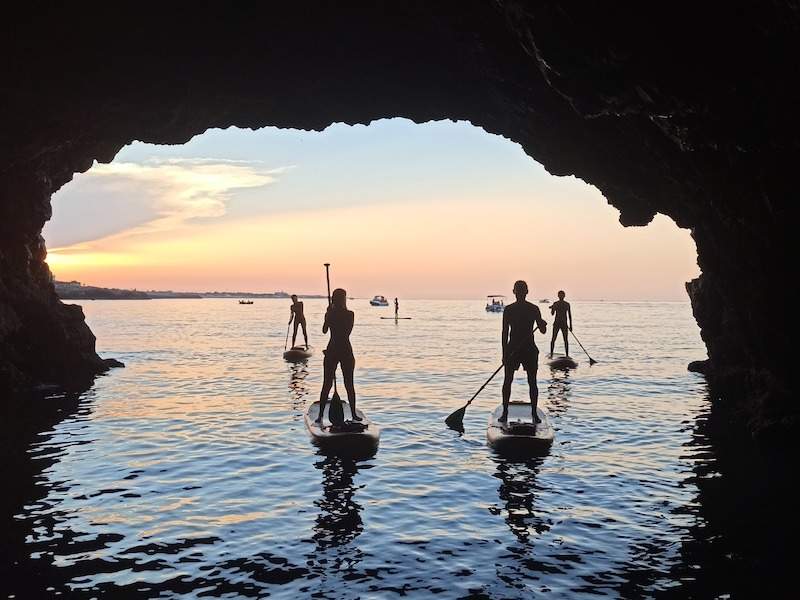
[44,119,699,300]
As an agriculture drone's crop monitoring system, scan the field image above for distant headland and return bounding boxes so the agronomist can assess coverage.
[54,281,325,300]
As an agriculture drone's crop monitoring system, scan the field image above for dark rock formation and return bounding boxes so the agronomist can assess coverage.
[0,3,794,441]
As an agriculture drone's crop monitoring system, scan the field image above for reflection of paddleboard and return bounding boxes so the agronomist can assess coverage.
[380,317,412,319]
[547,354,578,369]
[304,400,379,456]
[487,402,554,455]
[283,346,314,362]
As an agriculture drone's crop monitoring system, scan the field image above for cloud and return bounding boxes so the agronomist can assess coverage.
[45,158,291,250]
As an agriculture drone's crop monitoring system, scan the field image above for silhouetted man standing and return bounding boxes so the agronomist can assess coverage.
[289,294,308,348]
[394,297,399,318]
[501,280,548,424]
[549,290,572,357]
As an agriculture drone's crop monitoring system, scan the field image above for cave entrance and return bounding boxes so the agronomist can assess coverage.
[43,119,698,305]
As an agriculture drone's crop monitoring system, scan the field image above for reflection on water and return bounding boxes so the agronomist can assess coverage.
[1,299,789,597]
[311,456,365,550]
[491,458,548,544]
[288,361,310,409]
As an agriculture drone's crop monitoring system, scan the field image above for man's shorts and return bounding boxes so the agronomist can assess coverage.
[507,346,539,372]
[553,321,568,334]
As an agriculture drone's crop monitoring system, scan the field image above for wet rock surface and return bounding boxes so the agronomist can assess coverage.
[0,3,794,442]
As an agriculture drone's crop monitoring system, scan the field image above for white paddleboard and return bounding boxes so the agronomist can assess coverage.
[487,402,555,454]
[304,400,379,455]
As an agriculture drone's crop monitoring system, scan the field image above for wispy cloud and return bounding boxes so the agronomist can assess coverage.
[47,158,291,252]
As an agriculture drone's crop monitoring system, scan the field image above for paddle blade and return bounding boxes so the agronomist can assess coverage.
[444,405,466,433]
[589,358,598,366]
[329,392,345,425]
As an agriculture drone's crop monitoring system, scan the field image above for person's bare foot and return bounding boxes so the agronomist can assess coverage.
[351,412,363,421]
[314,417,323,425]
[532,414,542,424]
[498,412,508,423]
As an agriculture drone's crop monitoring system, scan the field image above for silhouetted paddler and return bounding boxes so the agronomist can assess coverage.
[501,280,547,424]
[290,294,308,348]
[549,290,572,358]
[317,288,361,423]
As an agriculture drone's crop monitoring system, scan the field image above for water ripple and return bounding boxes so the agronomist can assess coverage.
[3,299,737,598]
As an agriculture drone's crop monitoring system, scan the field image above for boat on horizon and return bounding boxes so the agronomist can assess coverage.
[370,295,389,306]
[485,295,504,312]
[238,299,254,305]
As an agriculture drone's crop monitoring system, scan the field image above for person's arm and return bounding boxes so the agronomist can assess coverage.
[535,306,547,334]
[288,305,294,324]
[322,309,330,334]
[550,303,556,315]
[501,311,509,363]
[567,303,573,331]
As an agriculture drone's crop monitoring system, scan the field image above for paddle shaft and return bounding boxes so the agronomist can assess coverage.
[570,330,596,363]
[323,263,340,396]
[464,363,504,409]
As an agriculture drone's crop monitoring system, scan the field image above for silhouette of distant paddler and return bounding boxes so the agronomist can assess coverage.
[501,280,548,424]
[317,288,361,423]
[548,290,572,358]
[394,297,399,318]
[289,294,308,348]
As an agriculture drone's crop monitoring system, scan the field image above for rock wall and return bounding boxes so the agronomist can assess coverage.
[0,3,794,441]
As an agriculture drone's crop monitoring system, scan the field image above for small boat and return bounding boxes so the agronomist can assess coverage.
[539,299,550,304]
[487,402,554,455]
[283,345,314,362]
[547,354,578,369]
[370,295,389,306]
[485,295,505,312]
[239,299,254,305]
[304,400,379,456]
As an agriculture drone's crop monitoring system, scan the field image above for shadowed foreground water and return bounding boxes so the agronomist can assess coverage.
[2,299,768,598]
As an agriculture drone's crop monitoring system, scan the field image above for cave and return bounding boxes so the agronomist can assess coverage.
[0,3,794,445]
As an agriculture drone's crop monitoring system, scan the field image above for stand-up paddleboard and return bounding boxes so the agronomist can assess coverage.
[380,317,412,320]
[283,346,314,362]
[547,354,578,369]
[487,402,554,455]
[305,400,380,455]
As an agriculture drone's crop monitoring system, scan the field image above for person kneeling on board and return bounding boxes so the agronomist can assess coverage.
[500,280,548,424]
[290,294,309,348]
[317,288,362,423]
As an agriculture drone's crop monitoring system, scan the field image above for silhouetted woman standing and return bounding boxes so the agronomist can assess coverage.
[316,288,361,423]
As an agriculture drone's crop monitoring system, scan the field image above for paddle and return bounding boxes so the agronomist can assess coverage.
[444,363,504,432]
[284,316,292,351]
[570,330,597,365]
[324,263,345,425]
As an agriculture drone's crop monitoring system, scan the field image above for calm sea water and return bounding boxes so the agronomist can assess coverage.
[7,298,725,598]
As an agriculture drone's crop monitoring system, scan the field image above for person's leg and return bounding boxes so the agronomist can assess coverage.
[563,327,570,356]
[550,329,557,357]
[301,319,308,347]
[292,320,299,347]
[500,364,514,422]
[317,358,335,423]
[526,365,541,423]
[342,357,361,420]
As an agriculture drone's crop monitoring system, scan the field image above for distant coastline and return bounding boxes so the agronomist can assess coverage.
[54,280,325,301]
